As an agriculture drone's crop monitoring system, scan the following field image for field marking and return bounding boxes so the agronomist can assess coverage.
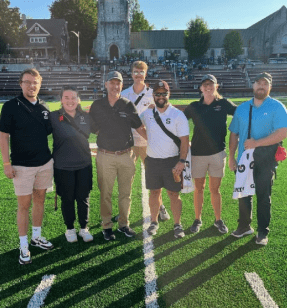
[245,272,278,308]
[27,275,56,308]
[141,163,159,308]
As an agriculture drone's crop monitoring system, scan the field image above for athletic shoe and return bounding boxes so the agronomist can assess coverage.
[114,215,119,221]
[65,229,78,243]
[19,246,32,265]
[158,205,170,221]
[147,222,159,236]
[256,233,268,246]
[118,226,136,237]
[190,219,202,233]
[102,228,116,241]
[231,226,254,238]
[79,228,93,242]
[214,219,228,234]
[31,236,54,250]
[174,223,185,239]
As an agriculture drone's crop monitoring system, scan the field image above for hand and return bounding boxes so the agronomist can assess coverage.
[244,138,257,150]
[148,104,155,109]
[229,156,237,171]
[4,165,16,179]
[173,161,185,176]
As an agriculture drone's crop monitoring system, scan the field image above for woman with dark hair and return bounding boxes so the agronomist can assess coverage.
[50,86,95,243]
[184,74,237,234]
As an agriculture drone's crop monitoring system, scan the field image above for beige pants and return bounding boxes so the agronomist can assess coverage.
[96,150,136,229]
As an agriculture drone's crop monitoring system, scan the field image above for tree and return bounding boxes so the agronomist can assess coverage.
[127,0,140,22]
[184,17,211,60]
[223,30,243,59]
[49,0,97,57]
[131,11,153,32]
[0,0,25,54]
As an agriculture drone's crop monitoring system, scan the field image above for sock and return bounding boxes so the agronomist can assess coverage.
[19,235,29,248]
[32,226,41,240]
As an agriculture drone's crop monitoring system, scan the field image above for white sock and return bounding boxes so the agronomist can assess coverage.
[19,235,29,248]
[32,226,41,240]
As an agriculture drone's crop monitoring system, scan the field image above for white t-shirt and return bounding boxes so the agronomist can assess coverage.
[141,104,189,158]
[121,84,154,147]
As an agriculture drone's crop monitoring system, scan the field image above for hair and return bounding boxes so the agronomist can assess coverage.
[200,82,222,100]
[19,68,42,84]
[132,61,148,71]
[59,86,83,112]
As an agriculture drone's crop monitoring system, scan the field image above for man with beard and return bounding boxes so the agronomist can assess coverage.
[229,72,287,245]
[140,80,189,238]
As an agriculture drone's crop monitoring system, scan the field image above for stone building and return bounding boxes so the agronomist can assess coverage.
[94,0,130,60]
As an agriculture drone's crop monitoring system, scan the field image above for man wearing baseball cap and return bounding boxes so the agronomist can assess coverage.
[141,80,189,238]
[229,72,287,245]
[89,71,147,241]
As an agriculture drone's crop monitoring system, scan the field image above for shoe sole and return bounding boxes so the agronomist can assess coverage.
[214,223,228,234]
[255,240,268,246]
[19,258,32,265]
[231,229,254,238]
[30,242,54,250]
[102,231,115,241]
[174,233,185,239]
[79,236,93,242]
[117,228,135,237]
[65,235,78,243]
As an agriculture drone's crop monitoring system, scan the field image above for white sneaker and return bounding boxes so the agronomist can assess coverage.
[19,246,32,265]
[65,229,78,243]
[31,236,54,250]
[79,228,93,242]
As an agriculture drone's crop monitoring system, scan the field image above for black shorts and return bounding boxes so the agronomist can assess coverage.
[145,155,181,192]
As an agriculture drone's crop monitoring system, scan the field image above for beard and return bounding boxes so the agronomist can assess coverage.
[155,99,168,109]
[254,88,270,100]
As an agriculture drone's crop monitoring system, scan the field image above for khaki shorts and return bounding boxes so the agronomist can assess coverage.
[13,159,54,196]
[132,146,147,162]
[191,151,226,178]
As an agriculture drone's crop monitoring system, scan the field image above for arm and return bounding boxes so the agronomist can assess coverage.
[0,132,15,179]
[135,124,147,140]
[244,128,287,149]
[229,132,239,171]
[173,135,189,176]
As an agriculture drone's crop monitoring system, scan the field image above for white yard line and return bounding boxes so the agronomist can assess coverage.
[245,272,278,308]
[27,275,56,308]
[141,163,159,308]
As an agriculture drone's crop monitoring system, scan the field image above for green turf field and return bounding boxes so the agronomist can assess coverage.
[0,103,287,307]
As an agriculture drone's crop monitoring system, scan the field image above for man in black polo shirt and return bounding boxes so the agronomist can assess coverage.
[90,71,146,241]
[0,69,54,265]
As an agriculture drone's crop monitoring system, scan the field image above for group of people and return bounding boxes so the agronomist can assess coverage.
[0,62,286,266]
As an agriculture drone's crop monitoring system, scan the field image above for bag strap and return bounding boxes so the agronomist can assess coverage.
[134,93,145,106]
[58,111,89,139]
[152,108,181,149]
[248,104,252,139]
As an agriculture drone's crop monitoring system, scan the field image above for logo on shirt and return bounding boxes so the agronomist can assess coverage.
[213,105,221,111]
[42,110,49,120]
[80,116,86,124]
[119,112,128,118]
[166,118,171,124]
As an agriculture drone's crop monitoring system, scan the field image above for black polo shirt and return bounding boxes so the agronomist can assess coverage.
[184,97,236,156]
[89,96,142,151]
[50,109,94,170]
[0,94,52,166]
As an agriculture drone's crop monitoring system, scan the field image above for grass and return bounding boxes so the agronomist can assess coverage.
[0,101,287,307]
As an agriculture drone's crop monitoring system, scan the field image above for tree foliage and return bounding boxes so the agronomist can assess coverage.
[131,11,153,32]
[127,0,140,22]
[223,30,243,59]
[49,0,97,56]
[0,0,25,54]
[184,17,211,60]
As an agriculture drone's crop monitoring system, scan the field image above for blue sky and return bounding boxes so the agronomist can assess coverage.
[9,0,286,30]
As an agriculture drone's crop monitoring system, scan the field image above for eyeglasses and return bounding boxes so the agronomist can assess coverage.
[21,80,40,86]
[133,71,145,76]
[154,92,169,97]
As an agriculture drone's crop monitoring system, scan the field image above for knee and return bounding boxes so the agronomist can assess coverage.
[167,190,180,201]
[210,187,220,195]
[150,189,161,198]
[195,186,205,194]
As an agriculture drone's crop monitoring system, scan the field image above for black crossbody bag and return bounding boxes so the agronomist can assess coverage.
[58,111,89,139]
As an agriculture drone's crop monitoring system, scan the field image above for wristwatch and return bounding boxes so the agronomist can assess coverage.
[179,159,186,163]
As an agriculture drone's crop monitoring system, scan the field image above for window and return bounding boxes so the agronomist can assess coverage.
[35,38,38,43]
[43,37,47,43]
[35,26,39,33]
[39,38,42,43]
[30,37,47,43]
[151,50,157,57]
[30,38,34,43]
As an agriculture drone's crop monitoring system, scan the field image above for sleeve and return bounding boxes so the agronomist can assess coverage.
[273,102,287,130]
[183,103,193,119]
[0,102,13,134]
[176,112,190,137]
[89,115,99,134]
[229,109,240,134]
[127,101,142,129]
[224,98,237,115]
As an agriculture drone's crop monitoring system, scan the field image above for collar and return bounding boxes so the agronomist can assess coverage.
[251,96,270,108]
[19,92,40,105]
[59,107,81,118]
[155,103,171,116]
[199,96,219,106]
[132,84,147,96]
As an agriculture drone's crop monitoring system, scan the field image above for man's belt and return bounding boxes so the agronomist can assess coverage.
[98,148,131,155]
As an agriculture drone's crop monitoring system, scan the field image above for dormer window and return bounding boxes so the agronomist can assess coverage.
[35,26,40,33]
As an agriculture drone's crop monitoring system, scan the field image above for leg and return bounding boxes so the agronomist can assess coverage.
[238,196,252,228]
[149,189,162,223]
[17,195,32,236]
[32,188,47,227]
[209,176,222,221]
[167,190,182,224]
[193,177,206,220]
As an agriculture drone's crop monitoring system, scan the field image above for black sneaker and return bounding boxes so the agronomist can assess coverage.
[147,222,159,236]
[31,237,54,250]
[102,228,116,241]
[190,219,202,233]
[118,226,136,237]
[231,226,254,238]
[19,246,32,265]
[255,233,268,245]
[174,224,185,239]
[214,219,228,234]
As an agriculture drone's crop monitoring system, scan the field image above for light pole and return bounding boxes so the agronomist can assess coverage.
[71,31,80,65]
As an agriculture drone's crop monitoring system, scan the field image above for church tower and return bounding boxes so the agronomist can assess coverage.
[94,0,130,61]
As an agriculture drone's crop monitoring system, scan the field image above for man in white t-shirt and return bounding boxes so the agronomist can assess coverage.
[141,80,190,238]
[121,61,170,221]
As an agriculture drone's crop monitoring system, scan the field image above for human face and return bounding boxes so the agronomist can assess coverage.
[153,89,169,109]
[132,68,147,83]
[105,79,123,98]
[20,73,41,102]
[61,90,78,114]
[200,80,218,98]
[253,78,271,100]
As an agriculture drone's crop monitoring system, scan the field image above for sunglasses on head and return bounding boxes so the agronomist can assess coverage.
[133,71,145,76]
[154,92,168,97]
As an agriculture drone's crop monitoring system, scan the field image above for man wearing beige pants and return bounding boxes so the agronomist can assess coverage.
[89,71,147,241]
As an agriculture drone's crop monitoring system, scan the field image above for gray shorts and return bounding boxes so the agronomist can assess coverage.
[145,156,181,192]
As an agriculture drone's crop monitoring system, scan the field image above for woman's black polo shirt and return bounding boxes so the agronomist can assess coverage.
[89,96,142,151]
[184,97,236,156]
[0,94,52,166]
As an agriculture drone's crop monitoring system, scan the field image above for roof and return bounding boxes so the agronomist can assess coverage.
[26,19,67,38]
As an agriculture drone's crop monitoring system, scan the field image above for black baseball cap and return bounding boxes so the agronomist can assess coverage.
[201,74,217,84]
[106,71,123,82]
[254,72,272,84]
